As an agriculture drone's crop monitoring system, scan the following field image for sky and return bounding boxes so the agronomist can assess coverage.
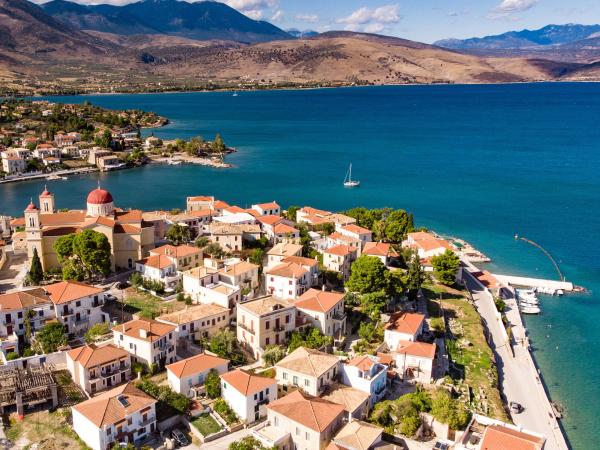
[32,0,600,43]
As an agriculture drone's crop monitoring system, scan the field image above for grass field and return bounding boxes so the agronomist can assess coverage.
[122,289,185,320]
[192,414,222,436]
[424,283,508,421]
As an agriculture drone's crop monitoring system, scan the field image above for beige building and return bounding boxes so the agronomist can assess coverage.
[329,421,384,450]
[267,242,303,269]
[218,260,260,295]
[156,303,230,342]
[321,383,371,421]
[261,390,345,450]
[236,296,296,360]
[23,187,155,272]
[275,347,341,396]
[323,245,358,280]
[66,343,131,395]
[149,244,202,271]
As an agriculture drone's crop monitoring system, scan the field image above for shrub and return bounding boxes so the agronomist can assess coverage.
[6,352,19,361]
[205,370,221,399]
[214,398,238,425]
[136,379,191,416]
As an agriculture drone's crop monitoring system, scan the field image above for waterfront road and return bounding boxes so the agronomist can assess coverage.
[463,271,569,450]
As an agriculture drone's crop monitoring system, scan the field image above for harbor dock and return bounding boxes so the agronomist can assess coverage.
[492,274,574,292]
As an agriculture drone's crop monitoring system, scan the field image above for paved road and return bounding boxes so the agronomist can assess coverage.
[0,248,27,293]
[463,271,568,450]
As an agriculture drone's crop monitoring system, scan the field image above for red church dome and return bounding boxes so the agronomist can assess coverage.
[87,188,113,205]
[41,188,51,196]
[25,202,38,211]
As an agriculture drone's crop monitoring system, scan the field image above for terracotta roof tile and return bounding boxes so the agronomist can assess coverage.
[397,340,436,359]
[276,347,340,378]
[0,289,52,311]
[363,242,399,257]
[150,244,201,258]
[333,420,383,450]
[295,289,344,313]
[166,353,229,379]
[480,424,545,450]
[67,344,129,369]
[325,244,355,257]
[385,312,425,336]
[220,369,276,396]
[113,319,175,342]
[267,390,344,432]
[156,303,228,325]
[45,281,104,305]
[266,261,308,278]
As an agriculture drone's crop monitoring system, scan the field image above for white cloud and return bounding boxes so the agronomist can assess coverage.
[493,0,538,13]
[223,0,278,20]
[270,9,284,22]
[337,4,401,33]
[295,13,319,24]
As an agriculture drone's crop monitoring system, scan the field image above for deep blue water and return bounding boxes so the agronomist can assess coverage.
[2,84,599,448]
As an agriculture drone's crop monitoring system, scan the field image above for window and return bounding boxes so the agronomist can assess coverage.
[266,388,269,395]
[305,432,310,441]
[265,320,270,330]
[293,376,298,385]
[304,379,310,387]
[266,337,270,345]
[296,427,300,436]
[288,280,292,285]
[285,315,290,324]
[283,372,288,380]
[75,301,81,307]
[17,312,23,319]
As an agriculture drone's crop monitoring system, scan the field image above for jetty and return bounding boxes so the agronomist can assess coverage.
[492,274,574,293]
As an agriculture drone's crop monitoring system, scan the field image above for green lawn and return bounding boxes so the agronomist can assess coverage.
[425,283,508,421]
[123,289,184,319]
[192,414,222,436]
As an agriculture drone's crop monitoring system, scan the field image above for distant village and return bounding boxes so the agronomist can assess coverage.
[0,100,231,183]
[0,185,548,450]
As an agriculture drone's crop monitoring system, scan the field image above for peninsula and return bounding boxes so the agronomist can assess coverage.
[0,188,569,450]
[0,99,233,184]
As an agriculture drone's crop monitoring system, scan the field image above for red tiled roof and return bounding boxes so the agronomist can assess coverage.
[45,281,104,305]
[220,369,276,396]
[267,390,344,432]
[166,353,229,379]
[480,424,545,450]
[295,288,345,313]
[397,340,436,359]
[384,312,425,336]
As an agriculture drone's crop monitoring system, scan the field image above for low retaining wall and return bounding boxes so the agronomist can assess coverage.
[157,415,182,432]
[4,350,67,369]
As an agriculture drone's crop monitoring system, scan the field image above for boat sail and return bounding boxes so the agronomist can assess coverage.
[343,163,360,187]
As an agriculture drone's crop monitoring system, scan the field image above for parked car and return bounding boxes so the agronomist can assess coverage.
[171,429,190,447]
[433,442,450,450]
[510,401,524,414]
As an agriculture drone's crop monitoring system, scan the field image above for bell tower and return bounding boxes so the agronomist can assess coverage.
[39,186,55,214]
[24,200,43,264]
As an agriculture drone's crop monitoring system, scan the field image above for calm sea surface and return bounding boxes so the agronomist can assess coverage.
[2,84,599,448]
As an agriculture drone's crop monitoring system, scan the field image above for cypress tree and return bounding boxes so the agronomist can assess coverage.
[29,248,43,285]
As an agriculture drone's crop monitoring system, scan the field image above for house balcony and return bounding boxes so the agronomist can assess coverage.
[138,416,156,428]
[239,323,255,334]
[332,312,346,322]
[273,325,286,332]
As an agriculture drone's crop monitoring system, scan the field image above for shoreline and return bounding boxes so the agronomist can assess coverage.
[24,80,600,99]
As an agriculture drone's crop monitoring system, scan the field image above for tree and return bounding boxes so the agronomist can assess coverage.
[249,248,265,267]
[360,291,388,320]
[406,250,428,299]
[430,389,470,430]
[54,230,112,281]
[287,327,332,353]
[212,133,226,153]
[195,236,210,248]
[263,345,286,366]
[431,250,460,286]
[205,369,222,399]
[85,322,111,343]
[28,248,43,285]
[284,205,300,221]
[208,329,245,364]
[35,322,67,353]
[166,224,190,245]
[358,322,377,342]
[229,436,274,450]
[6,352,19,361]
[346,256,389,294]
[204,242,225,258]
[95,129,112,148]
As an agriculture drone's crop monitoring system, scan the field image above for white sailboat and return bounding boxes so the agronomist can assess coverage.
[343,163,360,187]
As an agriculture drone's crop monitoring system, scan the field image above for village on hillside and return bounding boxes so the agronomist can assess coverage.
[0,188,546,450]
[0,100,232,183]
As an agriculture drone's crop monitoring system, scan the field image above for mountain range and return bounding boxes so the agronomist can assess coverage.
[1,0,600,94]
[40,0,291,43]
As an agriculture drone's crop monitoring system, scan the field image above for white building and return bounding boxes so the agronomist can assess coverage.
[266,242,303,269]
[220,369,277,423]
[218,260,260,295]
[113,319,177,369]
[1,156,26,175]
[72,383,157,450]
[265,261,313,300]
[294,288,346,339]
[336,224,372,245]
[395,340,436,383]
[252,201,281,216]
[45,281,108,338]
[323,245,358,280]
[66,343,131,395]
[156,303,230,342]
[166,353,229,397]
[404,231,453,259]
[340,355,388,406]
[362,242,400,266]
[275,347,341,397]
[383,312,425,350]
[135,254,179,288]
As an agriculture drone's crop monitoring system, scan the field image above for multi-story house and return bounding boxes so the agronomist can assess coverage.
[362,242,400,266]
[156,303,230,342]
[186,195,215,212]
[0,289,55,357]
[404,231,453,259]
[265,262,312,300]
[236,296,296,360]
[149,244,203,272]
[45,281,108,338]
[322,245,358,280]
[395,340,437,383]
[266,243,303,269]
[383,312,425,350]
[294,288,346,339]
[136,244,203,288]
[72,383,157,450]
[1,156,26,175]
[330,421,384,450]
[321,383,371,421]
[113,319,177,369]
[66,343,131,395]
[259,390,345,450]
[340,355,388,406]
[275,347,341,396]
[209,223,244,252]
[336,224,372,245]
[295,206,333,225]
[251,202,281,216]
[220,369,277,423]
[218,260,260,295]
[166,353,229,398]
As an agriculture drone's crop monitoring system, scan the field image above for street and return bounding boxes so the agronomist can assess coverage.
[463,271,568,450]
[0,248,27,294]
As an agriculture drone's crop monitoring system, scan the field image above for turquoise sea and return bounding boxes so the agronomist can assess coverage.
[1,84,599,448]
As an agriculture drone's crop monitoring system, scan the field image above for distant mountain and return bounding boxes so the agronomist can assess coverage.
[0,0,114,63]
[436,24,600,50]
[286,29,319,39]
[42,0,292,44]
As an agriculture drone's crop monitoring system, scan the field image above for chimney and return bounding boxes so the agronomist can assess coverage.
[139,328,148,339]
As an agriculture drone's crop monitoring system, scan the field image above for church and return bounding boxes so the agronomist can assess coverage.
[24,186,155,272]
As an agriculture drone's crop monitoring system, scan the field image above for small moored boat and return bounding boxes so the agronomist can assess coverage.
[343,163,360,187]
